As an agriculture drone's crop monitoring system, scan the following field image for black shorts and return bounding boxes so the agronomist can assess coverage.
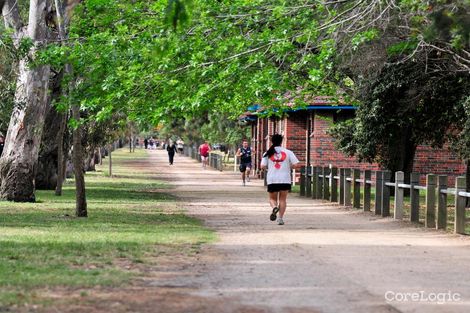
[267,183,292,193]
[239,162,252,172]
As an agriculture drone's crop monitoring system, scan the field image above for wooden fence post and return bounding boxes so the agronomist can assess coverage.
[437,175,448,230]
[330,167,338,202]
[353,169,361,209]
[454,177,467,235]
[306,166,312,198]
[323,167,330,200]
[312,166,318,199]
[381,171,391,217]
[394,171,404,220]
[363,170,371,211]
[410,172,420,223]
[300,166,306,196]
[316,166,323,199]
[339,168,345,205]
[375,170,383,215]
[425,174,437,228]
[344,168,352,206]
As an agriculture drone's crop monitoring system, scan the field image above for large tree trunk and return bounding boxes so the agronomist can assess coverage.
[0,0,52,202]
[72,103,87,217]
[0,64,51,201]
[55,110,68,196]
[35,98,63,190]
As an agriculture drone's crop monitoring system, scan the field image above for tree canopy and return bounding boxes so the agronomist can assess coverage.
[2,0,469,162]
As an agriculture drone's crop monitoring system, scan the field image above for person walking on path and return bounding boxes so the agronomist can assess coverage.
[199,141,211,169]
[176,139,184,155]
[144,138,148,149]
[236,139,254,186]
[166,140,177,165]
[260,134,301,225]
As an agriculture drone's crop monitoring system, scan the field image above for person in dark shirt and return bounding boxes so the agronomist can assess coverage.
[166,140,177,165]
[236,139,254,186]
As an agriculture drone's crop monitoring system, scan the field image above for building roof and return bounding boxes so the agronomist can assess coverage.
[240,97,357,121]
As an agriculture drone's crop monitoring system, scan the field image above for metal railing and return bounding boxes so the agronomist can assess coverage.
[183,146,223,171]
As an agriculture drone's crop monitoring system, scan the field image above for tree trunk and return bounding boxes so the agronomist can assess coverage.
[466,159,470,208]
[84,146,96,172]
[108,145,113,177]
[0,0,52,202]
[0,63,50,201]
[35,97,63,190]
[99,147,103,165]
[55,111,68,196]
[72,104,87,217]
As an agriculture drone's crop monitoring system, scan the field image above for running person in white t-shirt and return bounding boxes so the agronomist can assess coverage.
[260,134,301,225]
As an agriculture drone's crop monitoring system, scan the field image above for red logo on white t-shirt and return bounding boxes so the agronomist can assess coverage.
[270,151,287,169]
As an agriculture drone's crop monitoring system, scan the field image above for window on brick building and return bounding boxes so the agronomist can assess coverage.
[279,118,285,136]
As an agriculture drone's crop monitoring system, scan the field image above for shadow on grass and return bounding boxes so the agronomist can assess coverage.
[0,210,215,292]
[36,181,175,204]
[0,208,204,229]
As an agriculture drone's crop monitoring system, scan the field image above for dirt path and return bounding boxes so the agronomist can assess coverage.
[147,149,470,313]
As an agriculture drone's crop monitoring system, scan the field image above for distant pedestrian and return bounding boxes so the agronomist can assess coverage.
[199,141,211,169]
[167,140,177,165]
[236,139,254,186]
[176,139,184,155]
[261,134,301,225]
[149,138,155,149]
[144,138,148,149]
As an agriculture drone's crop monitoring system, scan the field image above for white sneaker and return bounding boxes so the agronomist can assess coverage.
[277,217,284,225]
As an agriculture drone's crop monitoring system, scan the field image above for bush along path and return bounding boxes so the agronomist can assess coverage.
[0,148,217,312]
[148,149,470,313]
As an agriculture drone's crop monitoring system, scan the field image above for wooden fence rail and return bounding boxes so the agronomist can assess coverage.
[299,166,470,235]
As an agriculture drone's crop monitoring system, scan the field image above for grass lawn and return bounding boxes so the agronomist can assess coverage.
[0,148,215,306]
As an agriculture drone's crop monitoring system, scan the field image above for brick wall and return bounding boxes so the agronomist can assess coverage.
[253,110,466,185]
[413,145,465,184]
[284,112,307,163]
[310,112,380,171]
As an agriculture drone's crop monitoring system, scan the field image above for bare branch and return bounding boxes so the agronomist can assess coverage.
[168,42,274,73]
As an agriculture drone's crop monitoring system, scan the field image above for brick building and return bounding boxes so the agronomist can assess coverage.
[242,102,466,184]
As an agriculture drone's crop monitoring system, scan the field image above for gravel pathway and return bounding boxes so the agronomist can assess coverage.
[148,149,470,313]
